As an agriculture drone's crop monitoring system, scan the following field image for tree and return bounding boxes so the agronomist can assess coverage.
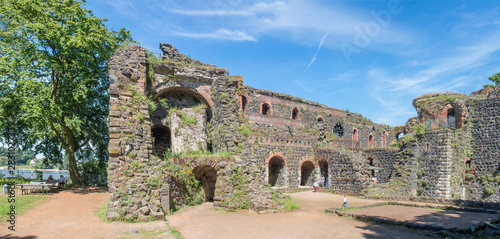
[488,73,500,85]
[0,0,132,185]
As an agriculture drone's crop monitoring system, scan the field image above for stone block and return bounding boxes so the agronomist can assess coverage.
[109,147,122,157]
[110,110,121,117]
[110,134,121,139]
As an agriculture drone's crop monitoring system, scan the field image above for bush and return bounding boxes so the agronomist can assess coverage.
[284,196,301,211]
[415,126,425,138]
[484,185,496,196]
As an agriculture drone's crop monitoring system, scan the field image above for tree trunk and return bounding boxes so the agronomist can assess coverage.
[67,148,83,186]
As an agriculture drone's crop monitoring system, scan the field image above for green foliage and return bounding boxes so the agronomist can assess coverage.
[168,108,197,125]
[414,125,425,138]
[0,147,35,166]
[193,103,206,114]
[465,173,474,180]
[416,170,423,178]
[488,72,500,85]
[284,196,301,211]
[165,161,203,209]
[225,168,249,211]
[271,190,301,212]
[236,125,252,137]
[0,194,48,221]
[0,0,133,186]
[170,228,184,239]
[219,93,229,99]
[484,185,496,196]
[95,197,110,222]
[483,84,496,89]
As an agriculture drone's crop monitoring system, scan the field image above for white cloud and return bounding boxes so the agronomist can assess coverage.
[307,27,332,69]
[175,29,257,41]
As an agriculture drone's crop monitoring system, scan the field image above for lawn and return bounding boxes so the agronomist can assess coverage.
[0,194,48,222]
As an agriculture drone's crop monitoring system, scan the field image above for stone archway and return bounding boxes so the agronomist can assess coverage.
[192,165,217,202]
[318,160,329,188]
[190,158,221,202]
[268,156,285,186]
[300,161,315,186]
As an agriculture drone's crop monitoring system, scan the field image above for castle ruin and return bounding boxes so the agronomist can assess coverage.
[105,43,500,221]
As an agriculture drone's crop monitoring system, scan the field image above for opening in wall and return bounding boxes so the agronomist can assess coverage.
[333,123,344,137]
[352,128,358,142]
[268,156,285,186]
[292,108,299,120]
[261,103,271,115]
[300,161,314,186]
[447,108,456,128]
[241,95,247,112]
[152,126,171,159]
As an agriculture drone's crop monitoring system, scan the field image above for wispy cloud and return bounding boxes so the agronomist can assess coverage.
[170,9,252,16]
[307,26,332,69]
[175,29,257,41]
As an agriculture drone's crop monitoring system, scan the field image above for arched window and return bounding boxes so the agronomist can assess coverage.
[292,108,299,120]
[261,103,271,115]
[368,134,374,148]
[333,123,344,137]
[396,132,404,140]
[352,128,358,142]
[317,117,324,123]
[241,96,247,112]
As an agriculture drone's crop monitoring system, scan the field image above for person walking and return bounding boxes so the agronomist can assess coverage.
[313,180,318,193]
[342,194,347,207]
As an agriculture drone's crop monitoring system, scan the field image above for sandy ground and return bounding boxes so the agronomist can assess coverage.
[0,188,174,239]
[2,188,496,239]
[348,205,500,229]
[166,192,426,239]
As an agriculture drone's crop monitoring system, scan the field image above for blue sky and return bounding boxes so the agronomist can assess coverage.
[85,0,500,126]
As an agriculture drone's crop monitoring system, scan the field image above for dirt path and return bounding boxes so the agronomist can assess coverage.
[0,188,173,239]
[4,188,490,239]
[166,192,426,239]
[349,205,500,229]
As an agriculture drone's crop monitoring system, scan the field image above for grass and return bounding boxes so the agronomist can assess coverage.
[117,228,175,239]
[170,227,184,239]
[95,197,110,222]
[0,194,49,222]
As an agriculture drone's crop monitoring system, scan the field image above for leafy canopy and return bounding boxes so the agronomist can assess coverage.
[0,0,132,185]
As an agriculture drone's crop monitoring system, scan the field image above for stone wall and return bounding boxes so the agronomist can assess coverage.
[316,148,370,194]
[414,130,453,199]
[363,148,398,184]
[107,45,166,221]
[468,95,500,201]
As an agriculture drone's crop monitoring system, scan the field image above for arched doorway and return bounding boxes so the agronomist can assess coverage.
[192,165,217,202]
[318,160,328,188]
[268,156,285,186]
[300,161,314,186]
[152,125,171,159]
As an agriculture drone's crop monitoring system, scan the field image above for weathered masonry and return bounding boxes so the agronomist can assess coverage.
[106,43,500,220]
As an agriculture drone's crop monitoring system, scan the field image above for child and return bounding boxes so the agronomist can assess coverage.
[342,195,347,207]
[313,180,318,193]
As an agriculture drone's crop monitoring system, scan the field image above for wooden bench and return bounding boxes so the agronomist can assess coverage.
[17,183,58,195]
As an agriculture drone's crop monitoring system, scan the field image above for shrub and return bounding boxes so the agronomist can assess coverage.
[284,196,301,211]
[484,185,496,196]
[415,126,425,138]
